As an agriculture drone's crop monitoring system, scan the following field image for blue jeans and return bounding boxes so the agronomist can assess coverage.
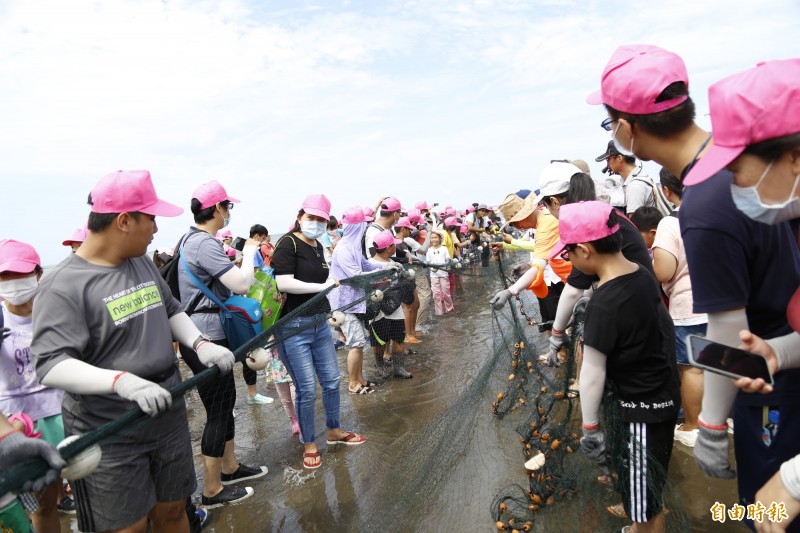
[674,323,707,365]
[276,314,341,443]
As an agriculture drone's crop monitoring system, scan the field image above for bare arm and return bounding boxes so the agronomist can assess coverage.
[652,247,678,284]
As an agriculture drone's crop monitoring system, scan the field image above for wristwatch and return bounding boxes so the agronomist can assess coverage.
[192,333,212,351]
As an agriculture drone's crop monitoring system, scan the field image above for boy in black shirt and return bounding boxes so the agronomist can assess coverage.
[551,201,679,533]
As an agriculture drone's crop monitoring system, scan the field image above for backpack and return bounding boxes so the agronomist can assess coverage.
[159,230,208,315]
[179,240,263,350]
[631,175,674,218]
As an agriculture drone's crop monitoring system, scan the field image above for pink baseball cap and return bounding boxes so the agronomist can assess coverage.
[91,170,183,217]
[342,206,366,225]
[0,239,41,274]
[685,58,800,186]
[407,208,423,225]
[444,216,459,227]
[380,197,402,212]
[586,44,689,115]
[549,201,620,259]
[192,180,241,210]
[445,207,457,216]
[215,229,233,240]
[466,205,476,214]
[373,229,402,249]
[302,194,331,220]
[415,201,430,211]
[395,216,415,230]
[62,226,88,246]
[363,207,375,222]
[460,222,468,233]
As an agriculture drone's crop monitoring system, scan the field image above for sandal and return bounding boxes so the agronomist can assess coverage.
[303,451,321,470]
[326,432,367,446]
[607,503,628,519]
[365,381,378,388]
[349,384,375,395]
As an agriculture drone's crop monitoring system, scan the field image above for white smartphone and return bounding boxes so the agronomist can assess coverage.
[686,334,774,385]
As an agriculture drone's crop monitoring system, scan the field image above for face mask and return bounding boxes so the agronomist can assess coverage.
[730,161,800,225]
[222,213,231,228]
[0,276,38,305]
[300,220,326,239]
[612,122,635,157]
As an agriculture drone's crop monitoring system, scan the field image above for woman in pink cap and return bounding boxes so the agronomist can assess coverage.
[683,58,800,528]
[272,195,367,469]
[0,239,68,530]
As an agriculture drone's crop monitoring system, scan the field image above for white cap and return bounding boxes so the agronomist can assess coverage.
[532,162,583,204]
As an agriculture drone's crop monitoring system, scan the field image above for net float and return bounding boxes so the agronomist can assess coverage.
[245,347,270,371]
[58,435,102,481]
[370,289,384,302]
[496,521,506,531]
[327,310,345,328]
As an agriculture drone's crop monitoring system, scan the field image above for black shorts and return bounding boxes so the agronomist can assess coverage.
[369,318,406,347]
[620,419,674,523]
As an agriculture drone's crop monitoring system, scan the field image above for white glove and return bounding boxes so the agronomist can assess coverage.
[386,262,404,273]
[113,373,172,417]
[490,289,512,310]
[196,340,235,374]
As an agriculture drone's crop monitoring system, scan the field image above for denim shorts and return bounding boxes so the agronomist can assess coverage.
[674,323,707,365]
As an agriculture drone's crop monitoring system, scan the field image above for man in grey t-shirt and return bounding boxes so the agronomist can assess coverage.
[32,170,234,533]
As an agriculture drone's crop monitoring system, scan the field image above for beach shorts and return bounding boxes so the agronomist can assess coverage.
[72,373,196,532]
[341,313,368,349]
[674,323,707,365]
[34,414,64,447]
[620,419,674,523]
[0,497,31,533]
[369,318,406,347]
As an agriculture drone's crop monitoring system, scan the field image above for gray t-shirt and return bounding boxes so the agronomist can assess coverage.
[32,253,181,432]
[178,229,234,340]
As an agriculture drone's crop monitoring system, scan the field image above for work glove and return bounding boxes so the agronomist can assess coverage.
[549,329,566,360]
[490,289,512,310]
[511,263,532,280]
[113,373,172,417]
[386,262,404,273]
[0,431,66,492]
[580,426,607,464]
[196,341,235,375]
[695,420,736,479]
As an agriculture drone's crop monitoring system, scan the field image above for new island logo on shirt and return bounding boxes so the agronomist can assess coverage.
[103,281,163,326]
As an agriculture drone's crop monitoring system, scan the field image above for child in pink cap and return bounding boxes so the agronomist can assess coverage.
[62,226,87,253]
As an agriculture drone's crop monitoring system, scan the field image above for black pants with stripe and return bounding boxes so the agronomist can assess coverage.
[620,418,675,523]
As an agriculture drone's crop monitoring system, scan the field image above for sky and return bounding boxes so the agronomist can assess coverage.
[1,0,798,265]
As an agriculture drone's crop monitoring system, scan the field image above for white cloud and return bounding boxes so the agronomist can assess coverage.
[0,0,797,264]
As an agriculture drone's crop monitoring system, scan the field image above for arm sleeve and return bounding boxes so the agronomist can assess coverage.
[580,346,608,426]
[504,239,536,252]
[168,313,202,347]
[39,359,123,395]
[552,283,585,331]
[276,274,332,294]
[771,332,800,371]
[699,309,750,426]
[217,245,256,294]
[506,262,545,295]
[416,228,432,254]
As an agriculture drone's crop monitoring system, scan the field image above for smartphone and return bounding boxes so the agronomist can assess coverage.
[231,237,246,252]
[686,334,773,384]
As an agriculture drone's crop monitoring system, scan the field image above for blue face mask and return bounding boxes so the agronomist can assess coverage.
[300,220,326,239]
[730,161,800,225]
[222,213,231,228]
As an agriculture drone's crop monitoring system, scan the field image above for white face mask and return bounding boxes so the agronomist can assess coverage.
[300,220,326,240]
[730,161,800,225]
[612,122,635,157]
[0,276,38,305]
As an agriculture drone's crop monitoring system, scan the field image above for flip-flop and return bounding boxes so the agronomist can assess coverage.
[327,432,367,446]
[607,503,628,518]
[348,384,375,395]
[365,381,378,388]
[303,451,321,470]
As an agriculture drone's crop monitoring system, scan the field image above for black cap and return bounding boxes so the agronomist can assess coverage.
[595,140,622,162]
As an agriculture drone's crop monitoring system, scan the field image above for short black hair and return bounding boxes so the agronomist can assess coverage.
[86,193,141,232]
[743,133,800,162]
[191,198,217,224]
[621,155,637,165]
[249,224,268,238]
[659,168,683,199]
[586,210,622,254]
[630,206,663,232]
[327,216,338,230]
[605,82,696,139]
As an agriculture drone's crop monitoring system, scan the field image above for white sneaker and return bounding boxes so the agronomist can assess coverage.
[674,425,699,447]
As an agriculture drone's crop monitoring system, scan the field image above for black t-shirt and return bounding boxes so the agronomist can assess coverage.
[271,233,332,316]
[583,266,680,423]
[680,168,800,406]
[568,210,655,290]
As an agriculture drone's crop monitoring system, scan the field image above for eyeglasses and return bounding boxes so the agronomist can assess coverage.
[221,201,234,210]
[559,248,570,261]
[601,118,614,131]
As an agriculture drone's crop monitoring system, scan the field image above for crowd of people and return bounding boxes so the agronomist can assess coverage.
[1,43,799,533]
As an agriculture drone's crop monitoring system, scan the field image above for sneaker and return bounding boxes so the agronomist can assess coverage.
[232,408,238,418]
[220,463,268,485]
[58,496,76,515]
[195,506,210,527]
[201,486,254,509]
[674,425,699,447]
[246,394,274,405]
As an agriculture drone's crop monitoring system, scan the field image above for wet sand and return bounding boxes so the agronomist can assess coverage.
[61,260,745,532]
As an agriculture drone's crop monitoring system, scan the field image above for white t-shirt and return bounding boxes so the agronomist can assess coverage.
[652,212,707,325]
[624,171,656,214]
[465,213,489,230]
[425,246,450,278]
